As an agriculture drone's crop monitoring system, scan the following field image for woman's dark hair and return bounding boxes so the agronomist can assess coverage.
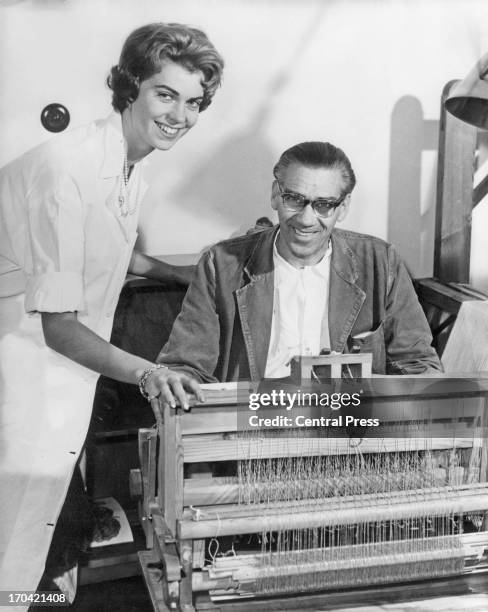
[107,23,224,113]
[273,142,356,195]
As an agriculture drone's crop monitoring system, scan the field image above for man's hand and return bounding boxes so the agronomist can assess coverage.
[144,367,204,411]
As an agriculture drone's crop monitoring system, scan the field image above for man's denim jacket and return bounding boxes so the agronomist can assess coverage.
[158,227,442,381]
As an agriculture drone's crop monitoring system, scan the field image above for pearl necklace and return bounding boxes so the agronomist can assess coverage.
[118,154,135,217]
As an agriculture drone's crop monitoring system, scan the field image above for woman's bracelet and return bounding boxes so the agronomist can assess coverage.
[138,363,168,401]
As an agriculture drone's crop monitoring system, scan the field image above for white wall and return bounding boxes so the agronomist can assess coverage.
[1,0,488,282]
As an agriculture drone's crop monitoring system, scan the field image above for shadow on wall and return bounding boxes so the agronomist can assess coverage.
[387,96,439,278]
[170,116,276,241]
[168,2,331,243]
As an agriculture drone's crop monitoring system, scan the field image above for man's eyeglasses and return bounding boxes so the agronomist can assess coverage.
[275,179,347,218]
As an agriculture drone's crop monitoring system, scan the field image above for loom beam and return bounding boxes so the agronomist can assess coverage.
[179,488,488,540]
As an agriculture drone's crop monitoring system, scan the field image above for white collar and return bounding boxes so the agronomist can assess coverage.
[273,230,332,279]
[99,112,149,179]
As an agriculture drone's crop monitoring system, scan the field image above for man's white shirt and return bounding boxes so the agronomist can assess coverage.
[264,234,331,378]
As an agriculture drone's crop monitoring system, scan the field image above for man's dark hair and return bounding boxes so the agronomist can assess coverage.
[273,142,356,195]
[107,23,224,113]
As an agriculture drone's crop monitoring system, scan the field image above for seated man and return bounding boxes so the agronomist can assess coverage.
[148,141,442,405]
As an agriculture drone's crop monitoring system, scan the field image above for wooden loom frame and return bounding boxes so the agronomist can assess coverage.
[133,356,488,612]
[414,80,488,355]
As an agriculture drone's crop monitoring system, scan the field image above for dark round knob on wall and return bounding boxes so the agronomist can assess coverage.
[40,103,70,133]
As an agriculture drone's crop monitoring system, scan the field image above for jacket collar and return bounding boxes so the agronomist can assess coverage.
[243,226,280,280]
[243,227,360,278]
[329,230,366,351]
[330,230,360,284]
[236,227,278,380]
[243,226,363,287]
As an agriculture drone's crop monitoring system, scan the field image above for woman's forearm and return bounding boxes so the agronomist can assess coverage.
[41,311,204,408]
[41,311,152,383]
[128,250,195,285]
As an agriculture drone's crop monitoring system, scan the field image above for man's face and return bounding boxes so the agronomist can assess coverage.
[271,163,350,267]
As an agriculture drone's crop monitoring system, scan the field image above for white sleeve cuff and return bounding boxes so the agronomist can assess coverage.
[25,272,85,313]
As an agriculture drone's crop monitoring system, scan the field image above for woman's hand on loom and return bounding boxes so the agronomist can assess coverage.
[144,367,204,411]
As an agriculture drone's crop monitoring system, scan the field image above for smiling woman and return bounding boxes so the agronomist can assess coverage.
[122,60,204,159]
[108,23,222,160]
[0,22,223,606]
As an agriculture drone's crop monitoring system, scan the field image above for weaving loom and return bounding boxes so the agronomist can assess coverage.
[132,353,488,611]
